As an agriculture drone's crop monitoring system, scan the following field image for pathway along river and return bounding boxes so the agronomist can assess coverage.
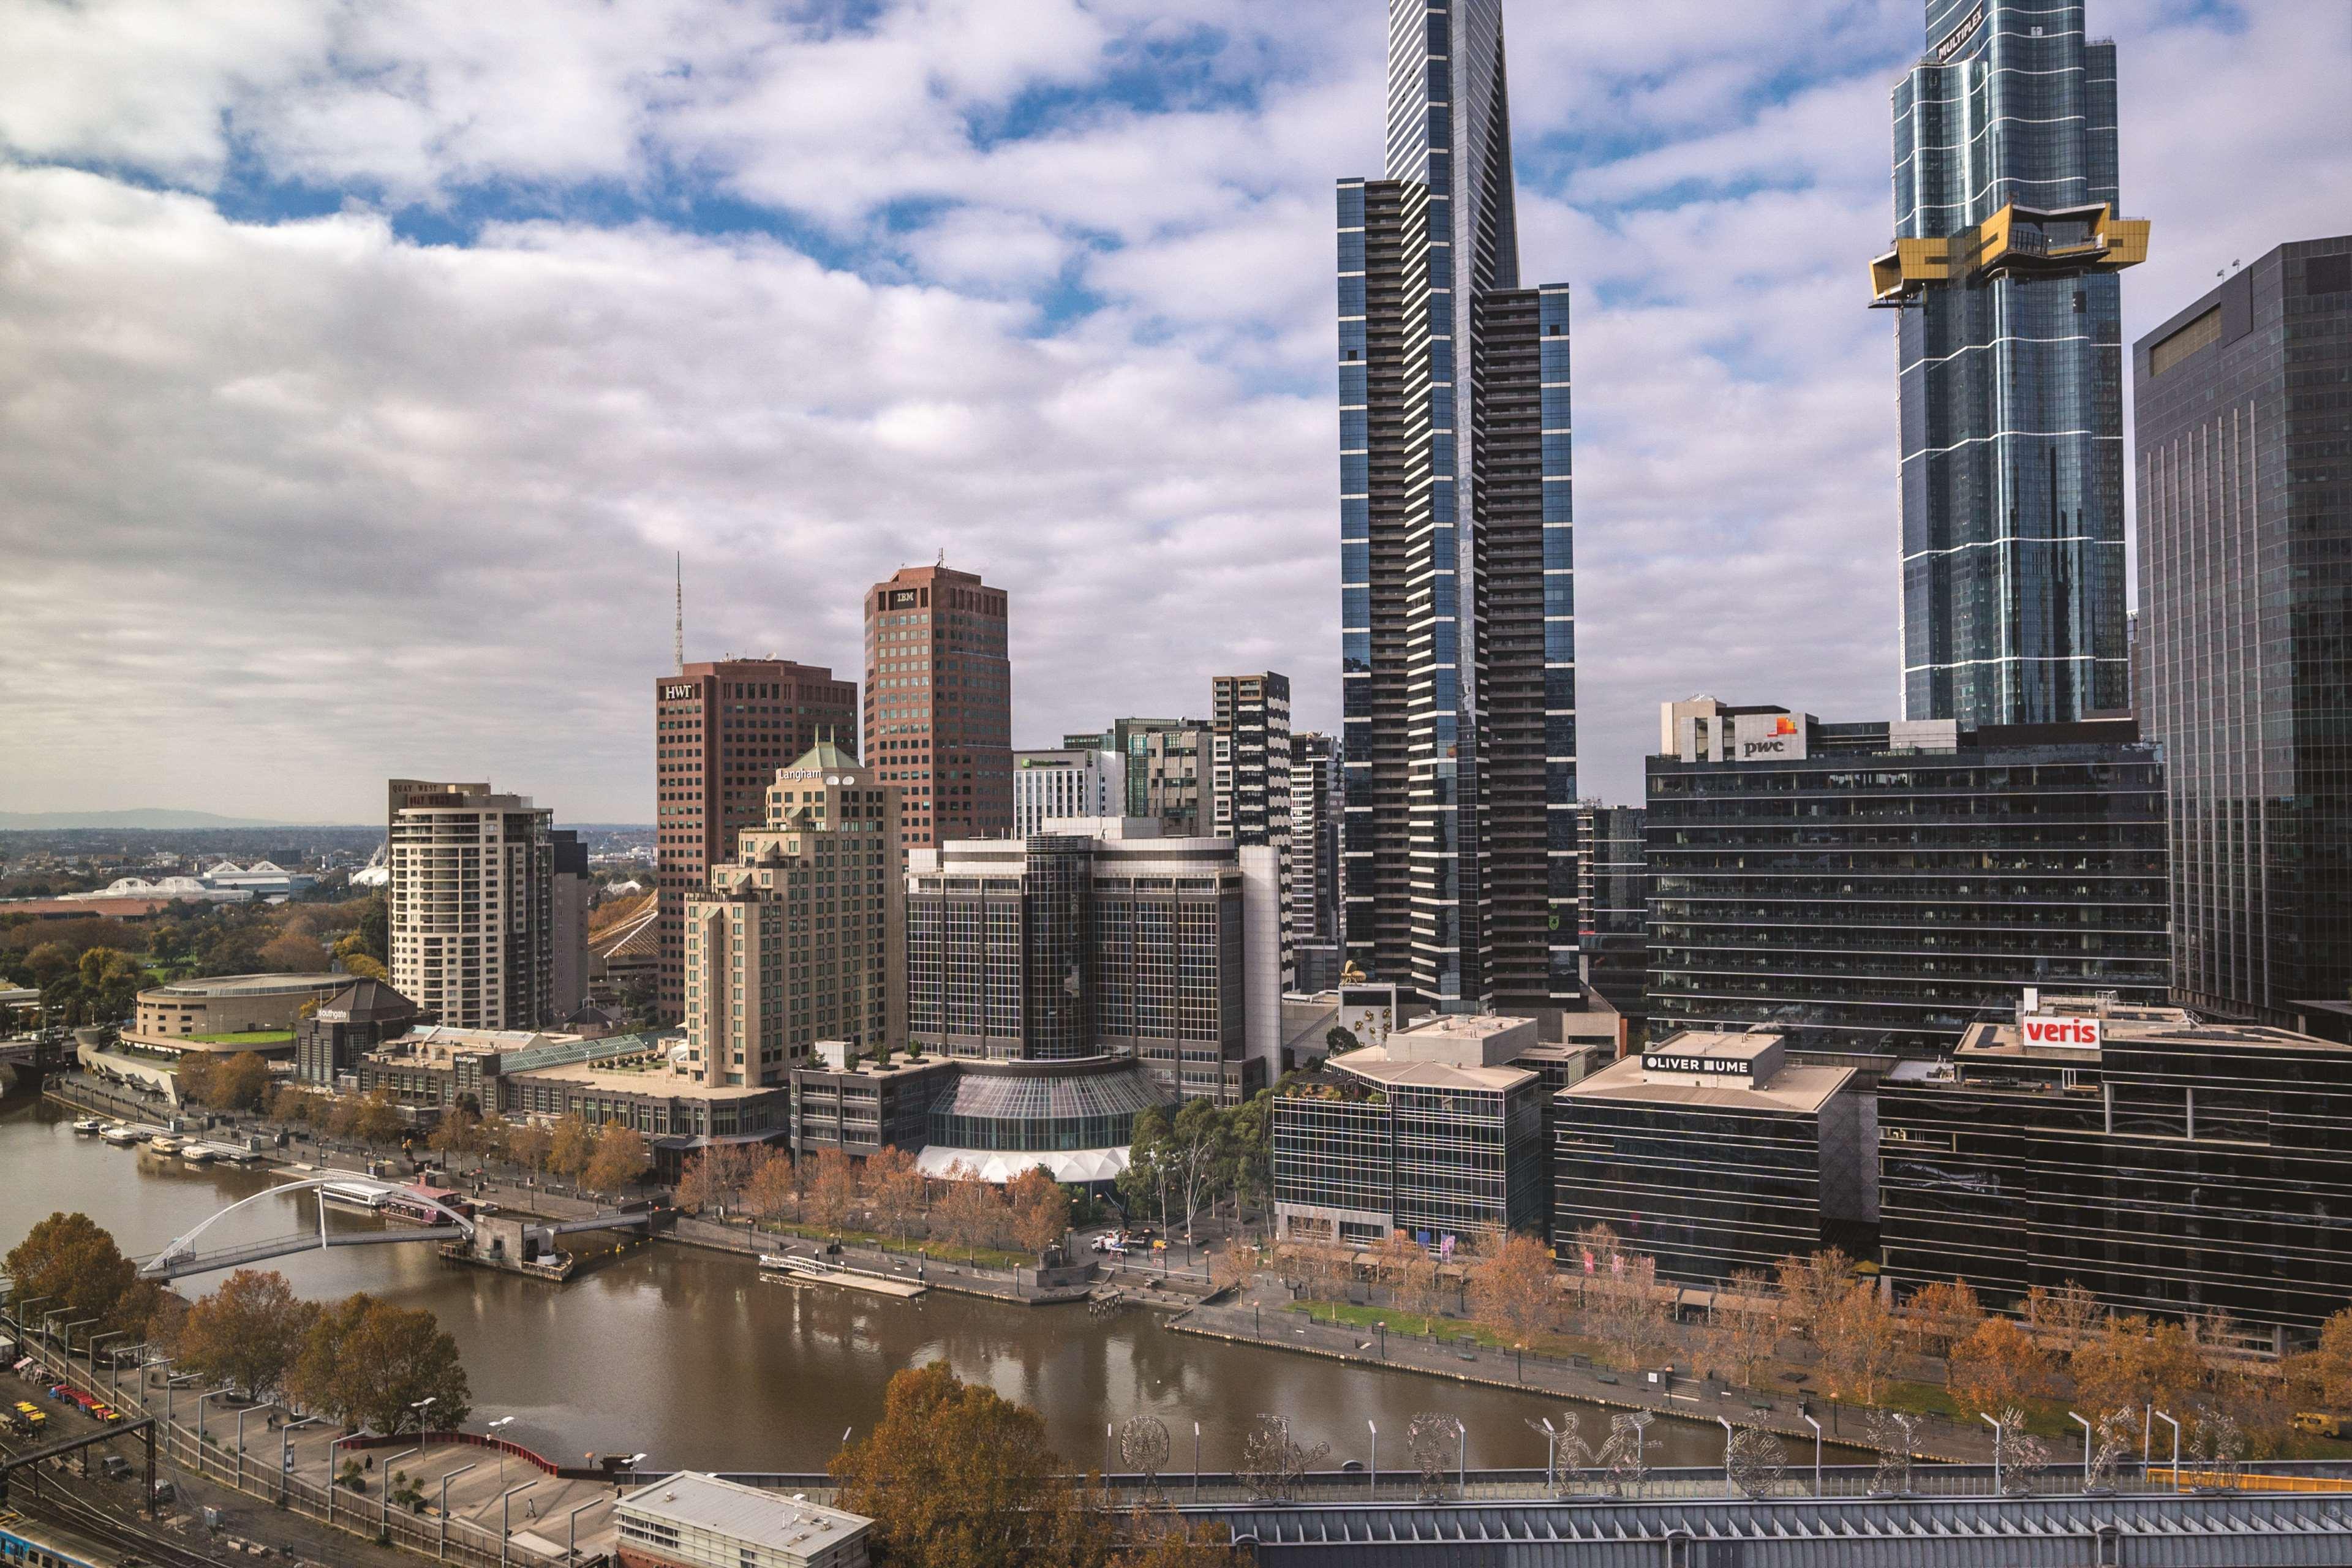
[1,1091,1819,1475]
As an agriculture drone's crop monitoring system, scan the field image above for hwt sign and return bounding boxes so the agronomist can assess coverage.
[2021,1014,2103,1050]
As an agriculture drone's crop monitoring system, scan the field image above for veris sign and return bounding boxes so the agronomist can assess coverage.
[2021,1014,2103,1050]
[1642,1052,1749,1076]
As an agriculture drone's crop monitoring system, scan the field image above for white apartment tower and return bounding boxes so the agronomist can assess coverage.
[386,780,556,1030]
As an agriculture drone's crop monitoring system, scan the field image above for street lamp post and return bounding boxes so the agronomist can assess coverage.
[165,1371,198,1425]
[385,1442,424,1533]
[499,1482,540,1568]
[2154,1411,2180,1490]
[435,1462,478,1561]
[567,1499,600,1561]
[282,1415,320,1505]
[1454,1417,1466,1495]
[1193,1423,1200,1498]
[1366,1420,1378,1493]
[236,1404,267,1486]
[1981,1412,2003,1495]
[1719,1417,1736,1496]
[198,1387,235,1466]
[86,1332,124,1393]
[2069,1412,2093,1485]
[1800,1412,1823,1496]
[486,1415,516,1492]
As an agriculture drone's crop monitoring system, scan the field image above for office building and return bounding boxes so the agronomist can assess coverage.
[1880,993,2352,1343]
[1646,699,2169,1059]
[386,780,556,1030]
[1212,673,1293,990]
[356,1024,644,1115]
[550,829,592,1018]
[1289,729,1343,946]
[655,659,859,1020]
[2135,236,2352,1035]
[1553,1032,1874,1286]
[293,979,420,1088]
[905,820,1270,1104]
[681,741,905,1087]
[1012,747,1123,838]
[864,563,1012,849]
[788,1042,957,1158]
[616,1471,871,1568]
[1339,0,1576,1014]
[1062,717,1203,831]
[1576,802,1649,1034]
[1272,1013,1549,1247]
[1873,0,2148,726]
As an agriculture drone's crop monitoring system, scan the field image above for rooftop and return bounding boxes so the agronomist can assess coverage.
[1324,1044,1534,1095]
[618,1471,869,1554]
[515,1055,777,1099]
[141,973,352,1001]
[1567,1047,1855,1117]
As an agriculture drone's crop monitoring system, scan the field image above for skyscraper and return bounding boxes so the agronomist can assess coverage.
[1288,731,1342,948]
[1873,0,2149,726]
[864,564,1013,850]
[2135,237,2352,1034]
[1339,0,1575,1014]
[654,659,859,1022]
[386,780,555,1030]
[1211,673,1293,990]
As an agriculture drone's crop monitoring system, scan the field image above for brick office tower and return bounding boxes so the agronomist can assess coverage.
[864,564,1013,850]
[655,660,859,1022]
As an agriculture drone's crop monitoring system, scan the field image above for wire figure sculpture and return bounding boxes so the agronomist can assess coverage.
[1864,1409,1921,1495]
[1525,1414,1597,1496]
[1119,1415,1170,1501]
[1238,1414,1327,1504]
[1993,1406,2049,1495]
[2187,1408,2247,1490]
[1405,1412,1461,1501]
[1726,1426,1789,1499]
[2087,1408,2136,1492]
[1597,1411,1654,1496]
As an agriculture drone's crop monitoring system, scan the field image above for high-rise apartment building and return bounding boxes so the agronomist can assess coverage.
[1575,803,1649,1033]
[1012,748,1124,838]
[865,564,1012,850]
[1873,0,2149,727]
[1340,0,1576,1014]
[1211,673,1293,991]
[1645,700,2171,1059]
[1288,731,1342,945]
[2135,237,2352,1035]
[549,829,592,1019]
[681,741,905,1087]
[654,659,859,1022]
[386,780,555,1030]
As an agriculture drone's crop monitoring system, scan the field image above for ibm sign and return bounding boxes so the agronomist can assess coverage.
[1642,1052,1749,1077]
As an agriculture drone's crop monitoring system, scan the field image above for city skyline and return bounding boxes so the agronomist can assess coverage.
[2,2,2347,823]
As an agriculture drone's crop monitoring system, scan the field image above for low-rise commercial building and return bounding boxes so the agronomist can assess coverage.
[356,1025,652,1112]
[1879,992,2352,1343]
[1272,1014,1549,1248]
[504,1054,788,1180]
[788,1042,956,1158]
[1012,748,1123,838]
[1551,1031,1873,1286]
[616,1470,870,1568]
[293,979,419,1087]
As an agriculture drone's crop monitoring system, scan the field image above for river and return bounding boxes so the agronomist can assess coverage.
[1,1088,1772,1475]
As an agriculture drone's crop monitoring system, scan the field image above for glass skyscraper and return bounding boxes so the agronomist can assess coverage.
[1873,1,2148,726]
[2135,237,2352,1034]
[1340,0,1576,1012]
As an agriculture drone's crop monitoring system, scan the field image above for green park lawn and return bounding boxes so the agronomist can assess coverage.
[184,1030,295,1045]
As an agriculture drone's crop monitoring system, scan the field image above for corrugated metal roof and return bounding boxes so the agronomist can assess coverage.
[619,1471,869,1549]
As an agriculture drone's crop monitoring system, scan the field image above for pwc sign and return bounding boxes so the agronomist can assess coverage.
[2021,1014,2103,1050]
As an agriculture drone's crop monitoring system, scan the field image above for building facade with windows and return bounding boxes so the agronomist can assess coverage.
[2135,236,2352,1035]
[386,780,556,1030]
[864,564,1012,850]
[1211,673,1294,992]
[1012,747,1124,839]
[293,979,420,1088]
[1645,699,2170,1060]
[1873,0,2147,728]
[1339,0,1577,1017]
[1576,803,1649,1035]
[654,660,859,1022]
[681,742,905,1088]
[1879,993,2352,1342]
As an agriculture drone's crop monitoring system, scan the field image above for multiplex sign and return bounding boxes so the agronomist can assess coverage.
[1934,2,1985,62]
[1642,1052,1749,1076]
[2021,1014,2103,1050]
[1733,712,1808,762]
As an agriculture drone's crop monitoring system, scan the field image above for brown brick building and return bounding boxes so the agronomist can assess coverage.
[862,563,1012,850]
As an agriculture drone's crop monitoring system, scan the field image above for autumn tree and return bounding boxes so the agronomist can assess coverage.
[1815,1277,1903,1403]
[546,1114,598,1181]
[807,1147,860,1229]
[831,1362,1099,1568]
[211,1051,272,1110]
[744,1148,801,1224]
[2290,1306,2352,1408]
[1949,1316,2056,1420]
[674,1151,720,1215]
[427,1106,482,1162]
[867,1146,926,1246]
[350,1090,405,1145]
[258,932,330,973]
[1575,1226,1672,1368]
[1705,1268,1784,1385]
[504,1119,553,1174]
[1903,1278,1986,1360]
[4,1212,164,1337]
[175,1053,219,1107]
[2022,1279,2106,1351]
[937,1166,1006,1253]
[1466,1231,1559,1347]
[170,1269,319,1400]
[1005,1167,1071,1257]
[1118,1509,1241,1567]
[1773,1249,1861,1342]
[270,1084,325,1125]
[2070,1314,2206,1418]
[581,1121,649,1195]
[289,1294,472,1434]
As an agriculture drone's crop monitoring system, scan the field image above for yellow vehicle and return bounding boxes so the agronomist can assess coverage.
[2291,1411,2345,1438]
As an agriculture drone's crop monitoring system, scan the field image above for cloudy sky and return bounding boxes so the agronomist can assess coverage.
[1,1,2344,823]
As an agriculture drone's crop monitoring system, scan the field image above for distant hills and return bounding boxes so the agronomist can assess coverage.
[0,809,326,830]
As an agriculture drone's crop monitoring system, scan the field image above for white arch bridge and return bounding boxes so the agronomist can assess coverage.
[137,1179,660,1282]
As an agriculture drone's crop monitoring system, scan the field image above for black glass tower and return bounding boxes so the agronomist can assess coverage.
[1339,0,1576,1013]
[1873,1,2148,727]
[2136,238,2352,1034]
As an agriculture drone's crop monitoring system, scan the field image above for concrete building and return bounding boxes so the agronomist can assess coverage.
[1338,0,1578,1017]
[864,563,1012,849]
[293,979,420,1087]
[654,658,861,1022]
[1575,803,1648,1035]
[1873,0,2146,726]
[1272,1014,1550,1248]
[1552,1031,1874,1286]
[1212,673,1293,992]
[1645,699,2170,1060]
[1287,730,1343,990]
[127,973,352,1060]
[1880,992,2352,1342]
[550,829,592,1019]
[355,1024,647,1114]
[2135,236,2352,1035]
[616,1471,870,1568]
[386,780,556,1030]
[504,1052,790,1180]
[787,1042,957,1159]
[1061,717,1213,834]
[1012,748,1123,838]
[682,741,905,1087]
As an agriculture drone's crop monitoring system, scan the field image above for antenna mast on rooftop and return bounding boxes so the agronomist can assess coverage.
[674,552,684,675]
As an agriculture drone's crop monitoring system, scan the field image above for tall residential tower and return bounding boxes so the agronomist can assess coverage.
[865,564,1013,850]
[1339,0,1576,1014]
[1872,0,2149,727]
